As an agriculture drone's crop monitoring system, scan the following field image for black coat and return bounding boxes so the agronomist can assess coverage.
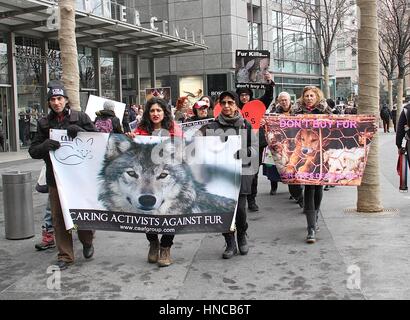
[29,107,96,187]
[95,109,124,133]
[200,115,258,195]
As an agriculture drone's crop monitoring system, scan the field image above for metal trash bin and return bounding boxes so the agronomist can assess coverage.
[2,171,34,239]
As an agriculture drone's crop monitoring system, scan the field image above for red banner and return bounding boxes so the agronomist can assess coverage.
[264,114,377,186]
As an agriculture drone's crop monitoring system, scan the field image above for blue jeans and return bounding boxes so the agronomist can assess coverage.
[42,196,53,232]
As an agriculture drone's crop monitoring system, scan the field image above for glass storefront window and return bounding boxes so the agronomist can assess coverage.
[78,45,95,89]
[0,35,8,84]
[100,49,117,100]
[121,54,135,105]
[48,40,62,80]
[15,36,44,147]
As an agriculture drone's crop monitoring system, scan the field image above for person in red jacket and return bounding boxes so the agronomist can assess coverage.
[127,97,181,267]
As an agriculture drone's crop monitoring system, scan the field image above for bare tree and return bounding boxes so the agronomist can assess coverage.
[288,0,352,98]
[59,0,80,110]
[378,0,410,124]
[378,19,398,111]
[356,0,383,212]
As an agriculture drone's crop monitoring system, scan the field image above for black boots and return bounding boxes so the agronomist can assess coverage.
[270,181,278,195]
[237,231,249,255]
[222,233,238,259]
[305,210,317,244]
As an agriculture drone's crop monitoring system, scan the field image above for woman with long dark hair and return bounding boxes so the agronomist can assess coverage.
[128,97,182,267]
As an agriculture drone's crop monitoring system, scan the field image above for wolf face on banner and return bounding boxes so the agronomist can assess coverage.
[98,134,236,215]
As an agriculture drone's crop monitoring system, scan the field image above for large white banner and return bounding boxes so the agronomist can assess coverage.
[49,130,242,234]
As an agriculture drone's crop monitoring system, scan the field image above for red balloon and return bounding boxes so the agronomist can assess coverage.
[213,103,222,118]
[241,100,266,129]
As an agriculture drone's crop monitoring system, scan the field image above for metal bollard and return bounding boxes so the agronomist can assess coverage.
[2,171,34,239]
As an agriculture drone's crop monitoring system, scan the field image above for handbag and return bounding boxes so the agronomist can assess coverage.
[397,150,408,192]
[35,165,48,193]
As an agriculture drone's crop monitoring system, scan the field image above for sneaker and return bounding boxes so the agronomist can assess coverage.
[237,232,249,255]
[306,228,316,244]
[83,244,94,259]
[248,203,259,212]
[54,260,73,271]
[35,230,55,251]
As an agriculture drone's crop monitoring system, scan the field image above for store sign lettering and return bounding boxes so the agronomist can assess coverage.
[80,0,205,44]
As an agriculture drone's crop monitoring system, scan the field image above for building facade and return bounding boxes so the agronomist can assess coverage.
[0,0,327,151]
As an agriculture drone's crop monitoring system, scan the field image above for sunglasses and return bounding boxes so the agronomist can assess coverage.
[220,100,236,106]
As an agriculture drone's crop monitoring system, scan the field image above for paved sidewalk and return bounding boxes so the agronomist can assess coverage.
[0,131,408,300]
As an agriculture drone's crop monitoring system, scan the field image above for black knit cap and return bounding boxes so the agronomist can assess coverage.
[236,87,253,100]
[47,80,68,101]
[219,90,239,106]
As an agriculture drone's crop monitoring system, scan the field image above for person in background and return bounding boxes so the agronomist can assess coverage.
[291,86,333,244]
[396,100,410,168]
[174,96,190,122]
[127,97,182,267]
[380,104,391,133]
[186,101,211,122]
[94,100,123,133]
[199,95,215,118]
[29,81,97,270]
[391,105,397,133]
[262,92,304,207]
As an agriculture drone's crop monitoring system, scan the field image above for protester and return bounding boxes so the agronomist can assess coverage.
[200,91,258,259]
[199,95,215,118]
[291,86,333,244]
[396,101,410,167]
[174,96,190,122]
[94,100,123,133]
[29,81,97,270]
[127,97,182,267]
[34,166,55,251]
[185,101,211,122]
[266,91,304,207]
[391,105,397,133]
[236,71,274,212]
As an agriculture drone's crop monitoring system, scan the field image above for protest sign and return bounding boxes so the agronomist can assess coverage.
[264,114,377,186]
[49,130,241,233]
[235,50,270,90]
[85,95,125,123]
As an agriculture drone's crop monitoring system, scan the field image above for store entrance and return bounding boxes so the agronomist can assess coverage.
[0,86,10,152]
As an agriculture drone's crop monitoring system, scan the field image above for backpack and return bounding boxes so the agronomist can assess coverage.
[95,117,113,133]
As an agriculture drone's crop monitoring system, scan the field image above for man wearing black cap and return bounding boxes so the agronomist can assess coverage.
[200,91,258,259]
[29,81,97,271]
[236,72,274,212]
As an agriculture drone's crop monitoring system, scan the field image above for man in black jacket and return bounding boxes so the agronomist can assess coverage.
[29,81,97,271]
[236,72,274,211]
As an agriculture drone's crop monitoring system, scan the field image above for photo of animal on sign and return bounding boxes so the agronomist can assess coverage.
[235,49,270,90]
[49,130,241,234]
[263,114,377,186]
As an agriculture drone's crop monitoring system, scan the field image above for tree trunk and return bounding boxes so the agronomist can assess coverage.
[323,65,330,99]
[388,79,393,110]
[388,78,394,128]
[59,0,80,110]
[397,77,404,124]
[356,0,383,212]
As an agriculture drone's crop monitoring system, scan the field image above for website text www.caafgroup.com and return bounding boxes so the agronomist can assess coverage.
[119,225,175,233]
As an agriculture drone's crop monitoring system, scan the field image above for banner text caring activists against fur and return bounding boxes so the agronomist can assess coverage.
[264,114,377,186]
[49,130,241,233]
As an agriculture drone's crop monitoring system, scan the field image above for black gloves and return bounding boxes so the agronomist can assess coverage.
[67,124,85,138]
[41,139,60,152]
